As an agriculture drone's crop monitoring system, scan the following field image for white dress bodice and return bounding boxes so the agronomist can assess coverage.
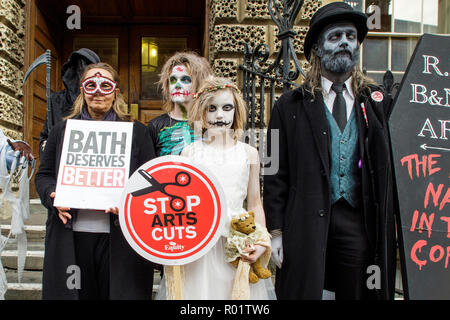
[156,140,275,300]
[188,140,249,235]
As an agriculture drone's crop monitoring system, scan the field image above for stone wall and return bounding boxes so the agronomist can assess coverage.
[0,0,337,138]
[208,0,329,83]
[208,0,332,127]
[0,0,26,140]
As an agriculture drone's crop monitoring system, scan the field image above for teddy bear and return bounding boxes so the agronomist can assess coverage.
[226,211,272,283]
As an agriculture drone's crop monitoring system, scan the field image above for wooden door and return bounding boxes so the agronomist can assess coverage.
[24,0,206,198]
[64,24,201,125]
[129,25,201,124]
[23,0,62,197]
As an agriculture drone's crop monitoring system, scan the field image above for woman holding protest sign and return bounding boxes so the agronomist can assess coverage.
[35,62,156,300]
[156,76,275,300]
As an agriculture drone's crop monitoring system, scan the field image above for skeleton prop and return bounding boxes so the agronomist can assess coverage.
[0,132,35,299]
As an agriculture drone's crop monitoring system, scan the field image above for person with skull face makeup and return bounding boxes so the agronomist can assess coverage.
[147,52,213,156]
[263,2,396,300]
[155,77,275,300]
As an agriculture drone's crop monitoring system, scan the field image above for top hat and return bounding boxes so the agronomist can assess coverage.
[304,2,368,61]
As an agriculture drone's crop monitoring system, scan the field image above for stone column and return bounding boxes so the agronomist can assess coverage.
[0,0,26,140]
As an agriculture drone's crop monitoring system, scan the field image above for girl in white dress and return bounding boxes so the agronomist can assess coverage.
[156,76,275,300]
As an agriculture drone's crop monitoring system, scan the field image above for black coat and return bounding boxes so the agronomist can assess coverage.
[263,84,397,300]
[35,117,156,299]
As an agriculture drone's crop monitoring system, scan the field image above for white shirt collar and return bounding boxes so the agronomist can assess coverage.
[321,76,354,100]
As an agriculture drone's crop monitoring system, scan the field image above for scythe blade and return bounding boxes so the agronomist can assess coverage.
[23,50,50,84]
[23,50,53,131]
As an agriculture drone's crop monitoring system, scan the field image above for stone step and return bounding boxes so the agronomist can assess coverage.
[3,237,45,251]
[4,283,161,300]
[1,224,46,240]
[5,283,42,300]
[5,268,42,284]
[1,200,165,300]
[4,268,43,300]
[3,267,162,300]
[29,198,48,213]
[4,266,161,284]
[0,199,47,226]
[1,250,44,270]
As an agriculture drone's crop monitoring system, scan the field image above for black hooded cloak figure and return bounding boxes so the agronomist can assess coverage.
[39,48,100,155]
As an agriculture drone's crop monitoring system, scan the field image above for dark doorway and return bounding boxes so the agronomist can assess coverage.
[24,0,206,196]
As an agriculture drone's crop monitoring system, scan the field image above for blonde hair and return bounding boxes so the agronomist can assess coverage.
[304,50,376,99]
[189,76,246,140]
[65,62,132,121]
[158,51,213,113]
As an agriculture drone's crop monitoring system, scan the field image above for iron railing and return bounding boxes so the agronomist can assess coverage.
[239,0,400,175]
[239,0,305,175]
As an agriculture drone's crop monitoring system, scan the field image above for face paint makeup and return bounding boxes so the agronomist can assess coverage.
[315,22,360,73]
[82,72,117,95]
[205,90,235,132]
[169,65,193,104]
[82,68,116,119]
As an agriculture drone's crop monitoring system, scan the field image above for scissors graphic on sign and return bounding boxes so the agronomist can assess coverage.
[131,169,191,212]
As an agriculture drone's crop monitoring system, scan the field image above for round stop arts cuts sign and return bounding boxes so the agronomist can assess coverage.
[119,155,227,265]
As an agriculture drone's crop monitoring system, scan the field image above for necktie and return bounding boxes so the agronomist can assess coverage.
[331,83,347,132]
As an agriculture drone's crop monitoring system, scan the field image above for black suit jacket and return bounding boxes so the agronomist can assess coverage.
[263,84,397,300]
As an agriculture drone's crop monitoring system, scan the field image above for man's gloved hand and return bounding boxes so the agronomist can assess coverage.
[271,235,283,268]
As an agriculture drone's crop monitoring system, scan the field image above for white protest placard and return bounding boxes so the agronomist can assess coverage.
[53,119,133,210]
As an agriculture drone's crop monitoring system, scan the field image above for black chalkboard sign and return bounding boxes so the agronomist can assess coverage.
[389,34,450,300]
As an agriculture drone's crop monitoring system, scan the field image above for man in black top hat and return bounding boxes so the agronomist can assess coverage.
[263,2,397,300]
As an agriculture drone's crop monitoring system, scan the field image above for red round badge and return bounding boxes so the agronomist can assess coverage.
[119,155,226,265]
[371,91,384,102]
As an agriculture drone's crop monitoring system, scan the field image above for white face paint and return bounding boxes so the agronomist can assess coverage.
[169,65,193,105]
[205,90,235,133]
[316,22,359,73]
[320,23,358,54]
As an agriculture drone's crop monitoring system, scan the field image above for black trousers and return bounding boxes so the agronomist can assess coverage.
[73,232,110,300]
[324,199,371,300]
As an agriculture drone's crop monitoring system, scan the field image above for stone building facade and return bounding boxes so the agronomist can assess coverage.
[206,0,335,128]
[0,0,330,142]
[1,0,448,144]
[208,0,326,83]
[0,0,26,141]
[208,0,328,96]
